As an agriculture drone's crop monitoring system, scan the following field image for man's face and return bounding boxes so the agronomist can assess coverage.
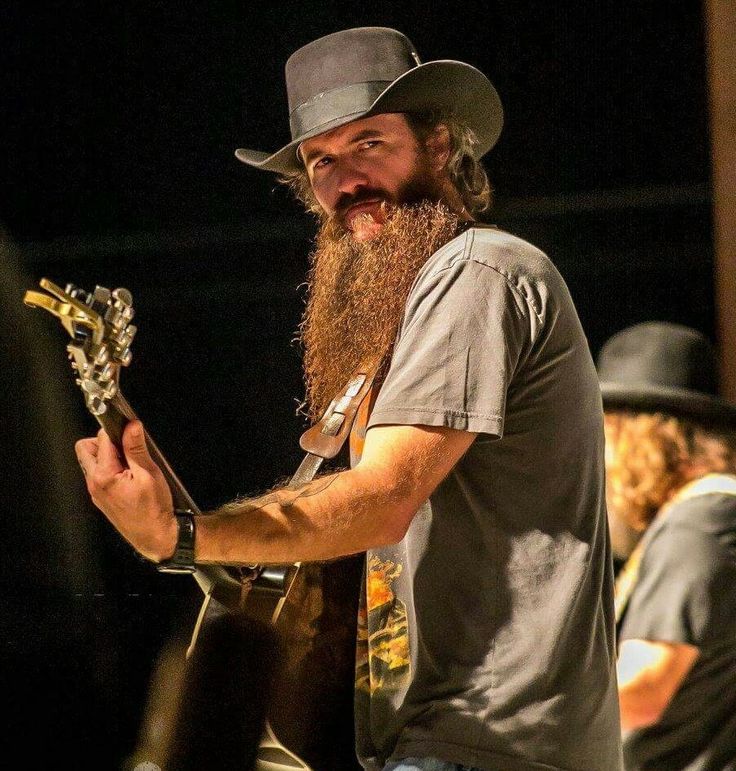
[603,412,647,560]
[299,113,441,242]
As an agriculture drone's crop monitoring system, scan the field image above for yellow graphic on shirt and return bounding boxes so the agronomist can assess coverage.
[356,555,411,694]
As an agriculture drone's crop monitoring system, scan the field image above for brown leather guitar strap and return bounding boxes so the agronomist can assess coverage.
[348,376,380,467]
[289,361,381,488]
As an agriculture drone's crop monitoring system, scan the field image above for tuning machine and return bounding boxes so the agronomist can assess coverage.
[24,278,137,415]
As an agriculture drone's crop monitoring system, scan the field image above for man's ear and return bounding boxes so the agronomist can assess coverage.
[423,124,451,174]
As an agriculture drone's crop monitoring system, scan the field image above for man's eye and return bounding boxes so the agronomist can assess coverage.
[313,156,332,170]
[361,140,380,150]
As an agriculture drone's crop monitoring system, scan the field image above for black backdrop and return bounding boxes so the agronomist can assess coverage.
[1,1,715,766]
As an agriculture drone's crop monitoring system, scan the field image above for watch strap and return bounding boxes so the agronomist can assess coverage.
[156,510,196,573]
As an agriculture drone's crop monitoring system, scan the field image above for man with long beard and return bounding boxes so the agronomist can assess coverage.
[76,28,622,771]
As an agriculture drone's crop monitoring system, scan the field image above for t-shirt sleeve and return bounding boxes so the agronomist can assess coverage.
[367,247,533,437]
[619,504,736,647]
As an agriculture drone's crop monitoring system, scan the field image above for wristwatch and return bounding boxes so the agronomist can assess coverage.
[156,510,197,573]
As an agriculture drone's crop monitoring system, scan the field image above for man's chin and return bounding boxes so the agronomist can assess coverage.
[346,211,385,242]
[350,220,384,242]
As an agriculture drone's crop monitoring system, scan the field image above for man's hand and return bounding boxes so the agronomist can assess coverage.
[76,420,177,562]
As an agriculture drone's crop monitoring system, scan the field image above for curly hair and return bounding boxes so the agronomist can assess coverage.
[604,411,736,532]
[279,111,493,217]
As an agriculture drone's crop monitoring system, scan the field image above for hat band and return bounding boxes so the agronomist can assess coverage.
[289,80,395,139]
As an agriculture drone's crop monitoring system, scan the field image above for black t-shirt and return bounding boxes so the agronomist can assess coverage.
[355,228,621,770]
[618,482,736,770]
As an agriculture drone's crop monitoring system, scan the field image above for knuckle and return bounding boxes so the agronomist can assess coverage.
[85,470,100,491]
[88,468,110,494]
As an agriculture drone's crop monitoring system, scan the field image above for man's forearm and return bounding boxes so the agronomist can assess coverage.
[618,680,669,730]
[76,420,473,565]
[617,639,700,731]
[194,466,415,564]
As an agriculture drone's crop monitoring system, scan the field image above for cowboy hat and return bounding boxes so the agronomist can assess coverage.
[597,321,736,424]
[235,27,503,175]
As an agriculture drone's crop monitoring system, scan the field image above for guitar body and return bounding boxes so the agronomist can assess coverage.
[266,558,364,771]
[183,557,362,771]
[24,279,370,771]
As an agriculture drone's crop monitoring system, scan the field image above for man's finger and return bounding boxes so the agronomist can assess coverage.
[75,437,99,478]
[75,437,99,459]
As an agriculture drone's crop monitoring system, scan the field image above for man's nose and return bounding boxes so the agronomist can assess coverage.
[334,159,370,197]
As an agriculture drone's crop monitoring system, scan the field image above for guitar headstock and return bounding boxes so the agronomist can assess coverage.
[24,278,137,416]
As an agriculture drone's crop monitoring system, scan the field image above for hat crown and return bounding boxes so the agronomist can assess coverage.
[285,28,420,120]
[235,26,503,174]
[597,322,718,396]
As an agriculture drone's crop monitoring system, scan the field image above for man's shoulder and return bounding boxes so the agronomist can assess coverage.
[664,478,736,534]
[423,225,558,284]
[643,479,736,563]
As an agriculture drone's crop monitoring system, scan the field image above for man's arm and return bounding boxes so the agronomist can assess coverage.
[617,638,699,730]
[76,419,476,564]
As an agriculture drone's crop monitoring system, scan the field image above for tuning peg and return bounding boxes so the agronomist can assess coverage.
[99,361,115,382]
[87,396,108,416]
[118,326,137,349]
[94,346,110,366]
[112,289,134,318]
[91,286,112,316]
[93,286,111,302]
[112,287,133,306]
[66,285,91,304]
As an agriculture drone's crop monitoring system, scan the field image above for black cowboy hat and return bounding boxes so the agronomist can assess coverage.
[235,27,503,175]
[597,321,736,425]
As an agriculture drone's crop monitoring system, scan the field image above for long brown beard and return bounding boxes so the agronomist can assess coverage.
[299,201,462,420]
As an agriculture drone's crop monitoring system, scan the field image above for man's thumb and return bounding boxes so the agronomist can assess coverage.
[123,420,155,471]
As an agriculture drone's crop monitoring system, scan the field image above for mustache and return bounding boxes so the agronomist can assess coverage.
[333,188,390,219]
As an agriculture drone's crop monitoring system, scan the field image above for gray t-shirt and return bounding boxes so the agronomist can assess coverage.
[354,227,622,771]
[618,484,736,771]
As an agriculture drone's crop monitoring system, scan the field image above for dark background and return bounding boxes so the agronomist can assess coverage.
[1,1,715,767]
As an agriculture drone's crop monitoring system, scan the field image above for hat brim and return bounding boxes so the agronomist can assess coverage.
[600,382,736,426]
[234,60,503,174]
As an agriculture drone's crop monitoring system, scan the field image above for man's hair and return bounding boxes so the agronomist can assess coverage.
[604,410,736,532]
[279,111,493,217]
